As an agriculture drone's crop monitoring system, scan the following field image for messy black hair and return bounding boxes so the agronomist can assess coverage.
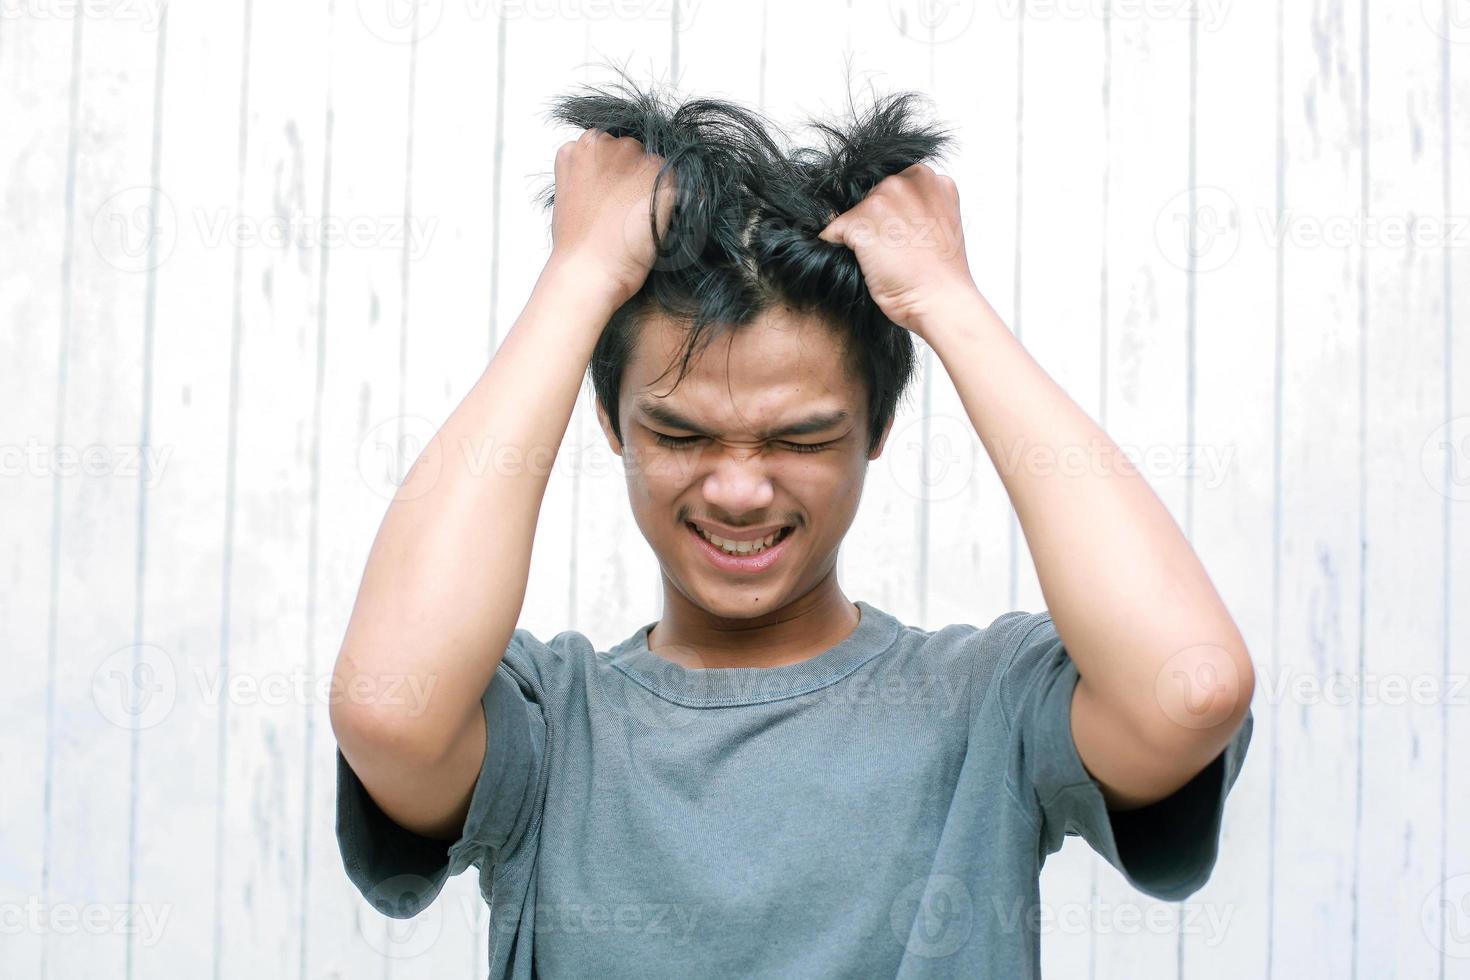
[534,66,954,456]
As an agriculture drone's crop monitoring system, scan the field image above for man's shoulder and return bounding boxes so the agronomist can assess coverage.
[885,609,1058,731]
[896,608,1052,664]
[498,620,650,693]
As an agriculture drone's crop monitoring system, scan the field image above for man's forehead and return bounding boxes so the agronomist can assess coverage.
[628,308,854,384]
[620,307,864,431]
[632,305,846,365]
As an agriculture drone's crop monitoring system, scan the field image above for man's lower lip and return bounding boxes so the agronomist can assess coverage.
[686,523,794,574]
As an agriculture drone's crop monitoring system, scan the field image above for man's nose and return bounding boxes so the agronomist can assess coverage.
[699,446,775,513]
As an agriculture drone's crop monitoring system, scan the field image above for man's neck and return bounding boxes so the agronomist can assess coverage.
[646,574,861,669]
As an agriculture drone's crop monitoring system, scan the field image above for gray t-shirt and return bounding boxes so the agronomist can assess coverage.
[336,599,1252,978]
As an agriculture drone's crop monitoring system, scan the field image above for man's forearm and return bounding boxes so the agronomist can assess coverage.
[331,255,623,757]
[920,289,1253,746]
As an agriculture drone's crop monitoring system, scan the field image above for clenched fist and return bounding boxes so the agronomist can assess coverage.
[548,128,676,307]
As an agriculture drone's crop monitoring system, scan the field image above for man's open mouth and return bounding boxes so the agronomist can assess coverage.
[686,522,795,558]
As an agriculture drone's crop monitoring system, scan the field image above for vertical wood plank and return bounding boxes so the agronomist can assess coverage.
[381,0,505,974]
[211,0,330,975]
[1358,3,1450,977]
[1095,2,1194,976]
[1273,1,1366,975]
[913,4,1022,637]
[1438,2,1470,973]
[38,7,161,978]
[843,2,938,631]
[565,7,674,642]
[296,0,425,975]
[1011,6,1108,977]
[489,9,589,646]
[1186,0,1279,975]
[0,9,80,980]
[129,3,245,977]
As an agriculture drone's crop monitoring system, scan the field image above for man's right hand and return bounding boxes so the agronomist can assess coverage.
[547,128,676,307]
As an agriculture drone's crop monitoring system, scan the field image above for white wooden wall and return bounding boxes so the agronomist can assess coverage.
[2,1,1467,977]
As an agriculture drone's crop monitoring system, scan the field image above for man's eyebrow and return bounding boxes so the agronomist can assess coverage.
[634,399,851,440]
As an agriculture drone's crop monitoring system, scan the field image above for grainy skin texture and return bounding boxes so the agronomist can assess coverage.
[820,161,1257,810]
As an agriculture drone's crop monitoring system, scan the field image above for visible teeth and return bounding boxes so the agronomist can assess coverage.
[696,526,785,556]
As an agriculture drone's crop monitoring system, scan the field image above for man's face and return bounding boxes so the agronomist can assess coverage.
[597,305,890,621]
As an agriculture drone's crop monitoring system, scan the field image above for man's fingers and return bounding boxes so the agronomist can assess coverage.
[818,213,845,245]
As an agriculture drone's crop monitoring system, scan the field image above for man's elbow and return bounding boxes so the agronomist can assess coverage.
[329,659,453,766]
[1145,636,1255,757]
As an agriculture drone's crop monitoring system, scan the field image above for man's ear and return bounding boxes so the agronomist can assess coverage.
[595,397,624,456]
[867,414,895,461]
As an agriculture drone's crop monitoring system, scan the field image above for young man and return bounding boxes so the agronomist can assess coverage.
[331,80,1254,978]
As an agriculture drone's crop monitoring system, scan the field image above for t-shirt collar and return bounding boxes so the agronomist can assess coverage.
[606,599,903,707]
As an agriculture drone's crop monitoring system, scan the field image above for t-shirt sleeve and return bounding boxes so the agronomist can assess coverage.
[995,610,1253,902]
[334,629,550,919]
